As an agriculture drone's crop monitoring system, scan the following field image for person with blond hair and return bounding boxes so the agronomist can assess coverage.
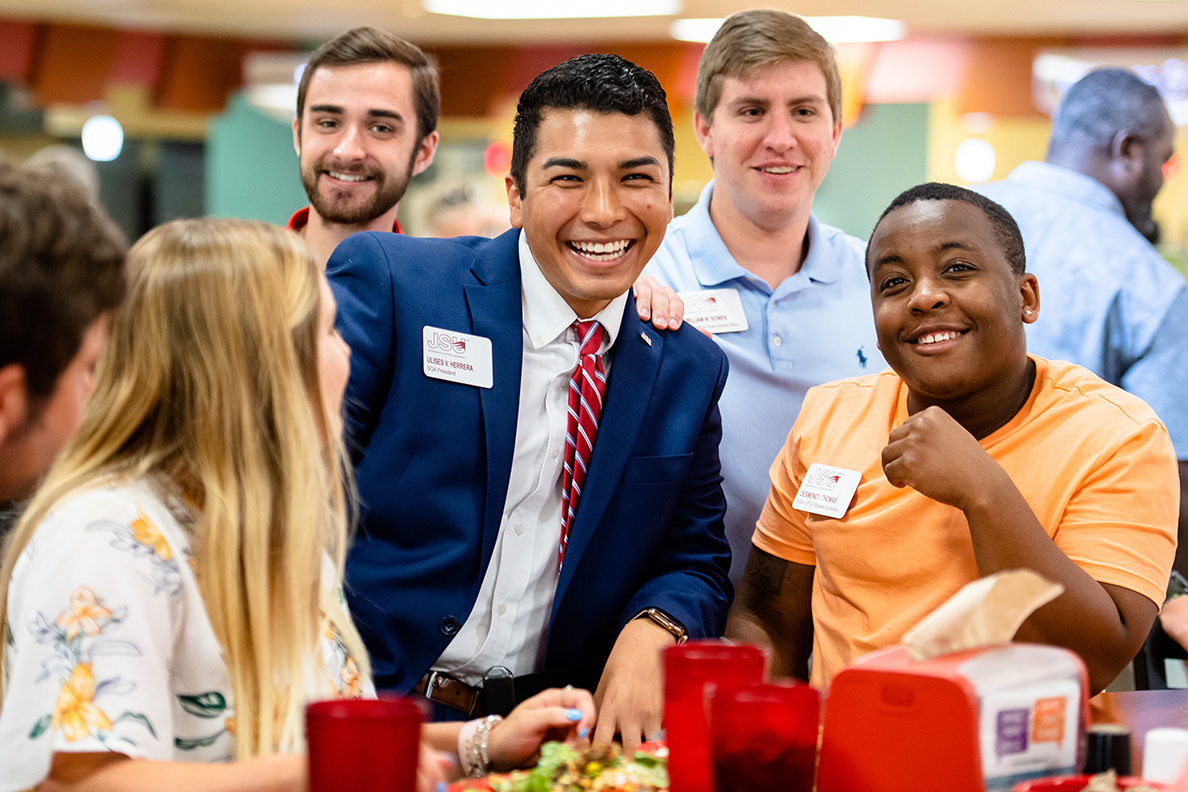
[0,219,592,792]
[644,9,884,586]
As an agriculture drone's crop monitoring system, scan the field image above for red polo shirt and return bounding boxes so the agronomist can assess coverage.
[286,206,404,235]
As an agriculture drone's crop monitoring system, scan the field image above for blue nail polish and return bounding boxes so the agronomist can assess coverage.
[436,783,447,792]
[566,708,583,721]
[579,727,590,739]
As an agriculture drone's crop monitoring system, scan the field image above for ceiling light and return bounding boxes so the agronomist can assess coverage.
[81,115,123,162]
[425,0,681,19]
[809,17,907,43]
[955,138,996,184]
[672,16,907,44]
[670,18,724,42]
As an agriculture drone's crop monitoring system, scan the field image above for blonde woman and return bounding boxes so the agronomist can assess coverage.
[0,219,593,792]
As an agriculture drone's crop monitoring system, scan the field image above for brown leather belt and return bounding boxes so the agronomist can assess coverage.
[413,671,481,716]
[413,666,578,718]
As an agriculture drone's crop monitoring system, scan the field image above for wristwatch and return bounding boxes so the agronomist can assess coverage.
[634,607,688,644]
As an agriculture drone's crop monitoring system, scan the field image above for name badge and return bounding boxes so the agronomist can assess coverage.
[679,288,749,334]
[793,463,862,519]
[422,326,493,389]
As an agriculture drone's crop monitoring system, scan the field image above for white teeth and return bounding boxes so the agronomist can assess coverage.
[918,331,959,345]
[329,172,368,182]
[761,166,797,174]
[571,240,630,260]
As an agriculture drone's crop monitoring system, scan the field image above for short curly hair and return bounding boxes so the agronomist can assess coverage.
[867,182,1026,276]
[1049,68,1168,155]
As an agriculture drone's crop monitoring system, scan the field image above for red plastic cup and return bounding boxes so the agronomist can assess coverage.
[708,681,820,792]
[306,697,425,792]
[664,641,769,792]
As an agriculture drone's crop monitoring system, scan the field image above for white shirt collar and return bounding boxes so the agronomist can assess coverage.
[517,229,628,351]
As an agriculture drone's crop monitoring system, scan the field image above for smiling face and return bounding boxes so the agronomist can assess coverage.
[868,199,1039,412]
[293,61,437,229]
[695,59,842,233]
[506,108,674,318]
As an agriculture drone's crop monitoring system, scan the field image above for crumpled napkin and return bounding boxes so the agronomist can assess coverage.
[902,569,1065,661]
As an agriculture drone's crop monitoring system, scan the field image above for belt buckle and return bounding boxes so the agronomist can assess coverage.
[422,670,479,716]
[423,670,446,699]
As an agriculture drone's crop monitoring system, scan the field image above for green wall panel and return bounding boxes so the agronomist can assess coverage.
[206,93,305,224]
[813,102,929,243]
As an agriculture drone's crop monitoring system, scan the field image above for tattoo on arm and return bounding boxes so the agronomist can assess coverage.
[744,551,789,597]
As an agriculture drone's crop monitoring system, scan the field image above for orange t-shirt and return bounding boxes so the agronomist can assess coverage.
[754,356,1178,689]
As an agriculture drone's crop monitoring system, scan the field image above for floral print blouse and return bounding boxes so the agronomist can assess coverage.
[0,478,367,792]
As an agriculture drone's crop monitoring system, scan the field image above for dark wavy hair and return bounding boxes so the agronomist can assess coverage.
[510,53,675,195]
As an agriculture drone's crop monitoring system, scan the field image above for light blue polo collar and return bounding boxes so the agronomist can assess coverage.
[685,180,844,292]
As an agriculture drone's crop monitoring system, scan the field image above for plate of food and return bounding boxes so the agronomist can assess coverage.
[450,740,669,792]
[1013,770,1166,791]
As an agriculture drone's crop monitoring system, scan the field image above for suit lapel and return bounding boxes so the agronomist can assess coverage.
[464,231,523,566]
[553,293,662,608]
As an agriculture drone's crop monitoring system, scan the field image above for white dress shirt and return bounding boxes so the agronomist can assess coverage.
[432,231,628,685]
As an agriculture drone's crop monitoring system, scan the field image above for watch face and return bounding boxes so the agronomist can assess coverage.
[643,608,686,640]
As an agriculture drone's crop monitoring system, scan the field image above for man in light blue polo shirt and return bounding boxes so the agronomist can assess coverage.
[978,67,1188,647]
[646,9,883,585]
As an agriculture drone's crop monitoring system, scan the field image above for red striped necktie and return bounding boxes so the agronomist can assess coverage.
[559,319,606,572]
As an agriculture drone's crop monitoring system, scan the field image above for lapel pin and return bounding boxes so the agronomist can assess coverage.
[640,332,652,347]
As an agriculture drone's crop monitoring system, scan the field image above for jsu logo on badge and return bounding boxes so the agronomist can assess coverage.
[806,466,842,489]
[426,331,467,355]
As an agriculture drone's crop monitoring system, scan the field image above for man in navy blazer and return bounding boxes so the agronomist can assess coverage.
[328,53,732,747]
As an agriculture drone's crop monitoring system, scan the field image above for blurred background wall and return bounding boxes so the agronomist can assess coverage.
[0,11,1184,270]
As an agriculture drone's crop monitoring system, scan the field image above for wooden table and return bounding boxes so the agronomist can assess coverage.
[1092,689,1188,773]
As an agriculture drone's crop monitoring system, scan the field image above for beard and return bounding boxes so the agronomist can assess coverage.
[1121,198,1158,244]
[300,151,417,227]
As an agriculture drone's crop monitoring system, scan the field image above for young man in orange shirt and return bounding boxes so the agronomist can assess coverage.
[727,182,1178,694]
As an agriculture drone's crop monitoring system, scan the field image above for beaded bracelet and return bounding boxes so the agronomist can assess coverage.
[466,714,504,777]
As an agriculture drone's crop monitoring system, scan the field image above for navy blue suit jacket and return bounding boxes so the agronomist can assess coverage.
[327,228,732,693]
